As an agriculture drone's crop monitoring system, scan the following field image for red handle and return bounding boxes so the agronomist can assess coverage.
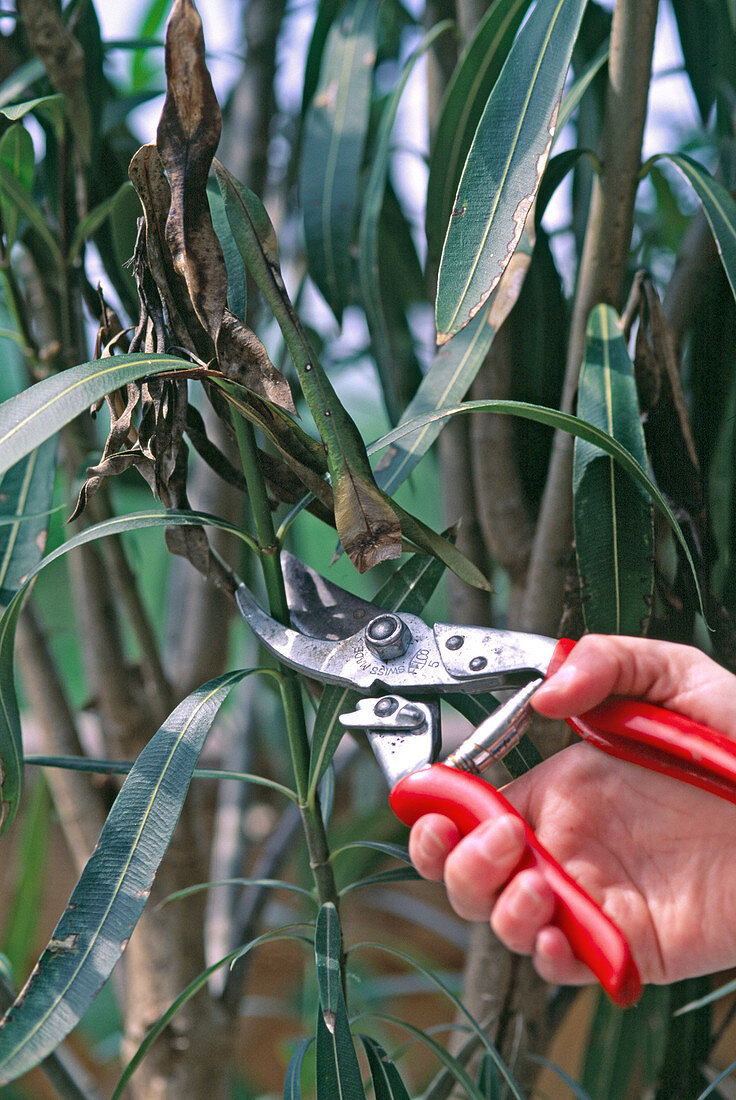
[552,639,736,804]
[391,764,642,1008]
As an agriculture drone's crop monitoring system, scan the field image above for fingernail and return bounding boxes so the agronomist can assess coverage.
[418,820,447,861]
[478,815,521,859]
[508,875,545,920]
[546,664,578,689]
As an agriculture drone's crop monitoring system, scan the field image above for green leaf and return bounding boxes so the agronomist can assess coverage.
[300,0,378,319]
[26,752,295,799]
[315,902,342,1026]
[573,305,654,635]
[0,669,251,1086]
[376,227,533,496]
[331,841,411,864]
[207,179,246,320]
[357,21,451,421]
[0,124,34,250]
[649,153,736,307]
[357,1012,486,1100]
[527,1055,592,1099]
[359,1034,410,1100]
[670,0,736,126]
[352,944,523,1099]
[0,508,258,833]
[213,162,403,572]
[435,0,587,343]
[161,877,315,907]
[477,1054,502,1100]
[68,182,133,265]
[0,95,65,141]
[554,37,608,138]
[0,62,46,112]
[1,777,50,980]
[113,926,314,1100]
[425,0,532,264]
[315,903,365,1100]
[447,693,542,778]
[302,0,345,117]
[0,162,62,268]
[0,439,57,608]
[340,868,421,895]
[581,987,669,1100]
[371,398,705,615]
[284,1036,315,1100]
[0,354,190,478]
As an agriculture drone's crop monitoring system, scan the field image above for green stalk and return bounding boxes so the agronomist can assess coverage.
[233,413,338,907]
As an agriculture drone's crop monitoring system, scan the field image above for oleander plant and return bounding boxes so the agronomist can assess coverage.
[0,0,735,1096]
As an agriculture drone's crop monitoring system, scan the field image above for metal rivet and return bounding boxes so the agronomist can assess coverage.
[367,615,397,641]
[324,409,331,417]
[469,656,487,672]
[364,614,411,660]
[445,635,464,651]
[304,363,313,372]
[375,697,399,717]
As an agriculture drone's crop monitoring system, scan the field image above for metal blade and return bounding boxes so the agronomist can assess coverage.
[280,550,384,640]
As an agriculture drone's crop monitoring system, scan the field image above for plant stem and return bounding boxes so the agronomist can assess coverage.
[233,413,338,906]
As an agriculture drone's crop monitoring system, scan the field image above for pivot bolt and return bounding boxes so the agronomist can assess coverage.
[364,614,411,661]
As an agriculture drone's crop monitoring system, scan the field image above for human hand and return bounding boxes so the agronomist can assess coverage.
[409,635,736,987]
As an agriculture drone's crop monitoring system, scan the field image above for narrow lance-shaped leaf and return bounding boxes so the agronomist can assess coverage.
[573,305,654,635]
[284,1036,315,1100]
[300,0,378,320]
[156,0,226,345]
[214,161,403,572]
[0,438,57,608]
[435,0,587,343]
[376,228,534,495]
[0,669,251,1087]
[0,508,257,833]
[425,0,532,264]
[0,354,191,480]
[0,94,65,137]
[359,1035,411,1100]
[358,21,451,423]
[0,162,62,268]
[370,397,705,615]
[314,903,365,1100]
[68,181,133,265]
[0,124,34,251]
[302,0,343,115]
[207,178,246,320]
[648,153,736,307]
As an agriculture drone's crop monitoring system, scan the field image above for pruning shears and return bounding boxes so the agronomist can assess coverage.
[236,554,736,1008]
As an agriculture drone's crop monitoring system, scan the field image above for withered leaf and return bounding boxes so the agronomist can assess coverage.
[218,311,297,414]
[156,0,226,346]
[333,473,402,573]
[129,144,214,360]
[185,404,335,525]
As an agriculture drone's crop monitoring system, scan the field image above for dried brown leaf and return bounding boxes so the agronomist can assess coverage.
[217,311,297,414]
[156,0,226,345]
[129,144,212,359]
[333,472,402,573]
